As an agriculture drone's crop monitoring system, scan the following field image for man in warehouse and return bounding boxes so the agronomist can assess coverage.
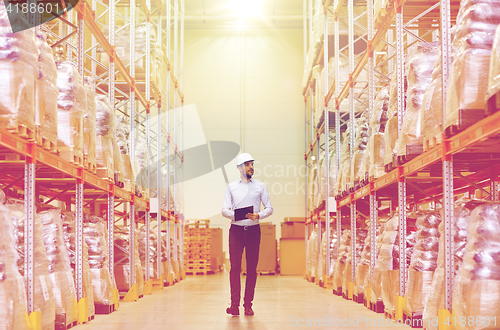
[222,153,273,316]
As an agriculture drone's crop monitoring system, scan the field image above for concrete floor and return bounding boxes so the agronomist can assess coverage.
[78,272,410,330]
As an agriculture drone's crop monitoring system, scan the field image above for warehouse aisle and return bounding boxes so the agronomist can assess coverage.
[79,272,410,330]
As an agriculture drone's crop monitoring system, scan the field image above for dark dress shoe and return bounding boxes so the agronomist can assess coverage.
[226,306,239,316]
[244,307,254,316]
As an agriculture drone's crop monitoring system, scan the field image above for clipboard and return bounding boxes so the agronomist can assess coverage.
[234,206,254,221]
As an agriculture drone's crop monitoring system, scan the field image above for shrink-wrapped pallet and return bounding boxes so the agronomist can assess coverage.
[342,229,368,295]
[114,227,144,296]
[333,230,350,291]
[134,137,150,197]
[161,233,175,280]
[308,157,318,210]
[368,217,388,304]
[351,113,369,183]
[61,212,95,318]
[83,78,97,167]
[0,2,37,133]
[317,226,338,283]
[39,208,77,328]
[336,126,351,192]
[56,61,85,157]
[306,226,319,279]
[452,202,500,330]
[83,215,114,306]
[378,211,417,314]
[488,24,500,98]
[446,1,500,130]
[423,200,485,330]
[35,30,58,148]
[405,211,441,316]
[115,116,135,190]
[0,201,28,330]
[7,200,56,330]
[138,226,163,279]
[420,53,444,146]
[395,42,439,157]
[95,95,115,178]
[384,68,406,166]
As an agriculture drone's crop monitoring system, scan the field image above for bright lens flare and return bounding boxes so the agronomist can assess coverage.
[231,0,265,19]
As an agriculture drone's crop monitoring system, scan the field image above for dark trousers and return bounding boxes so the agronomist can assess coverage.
[229,224,261,308]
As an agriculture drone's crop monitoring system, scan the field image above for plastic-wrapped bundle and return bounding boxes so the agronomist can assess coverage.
[7,200,56,330]
[114,227,144,295]
[336,126,351,192]
[355,221,384,297]
[95,95,115,177]
[308,157,318,211]
[405,211,441,315]
[83,215,114,306]
[56,61,85,156]
[351,112,370,183]
[35,30,58,147]
[369,217,388,304]
[333,230,350,290]
[134,137,150,197]
[342,229,368,295]
[61,212,95,319]
[306,226,319,279]
[83,78,96,166]
[379,212,417,314]
[384,68,406,166]
[39,208,77,328]
[0,2,38,133]
[161,233,174,281]
[0,201,28,330]
[317,226,338,282]
[396,42,439,157]
[452,202,500,330]
[488,25,500,98]
[423,200,485,330]
[446,1,500,130]
[367,88,389,178]
[116,116,135,190]
[138,226,163,279]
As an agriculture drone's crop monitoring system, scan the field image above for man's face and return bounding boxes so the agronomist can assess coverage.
[239,161,254,179]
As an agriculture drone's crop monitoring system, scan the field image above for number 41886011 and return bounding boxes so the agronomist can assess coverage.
[443,316,497,327]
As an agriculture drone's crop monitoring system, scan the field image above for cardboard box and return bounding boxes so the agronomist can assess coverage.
[281,221,305,239]
[242,224,277,273]
[279,238,305,276]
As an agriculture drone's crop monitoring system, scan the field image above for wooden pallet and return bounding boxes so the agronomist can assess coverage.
[397,143,423,165]
[384,154,397,173]
[423,134,443,152]
[58,147,83,167]
[95,303,115,315]
[1,123,35,140]
[55,316,77,330]
[37,134,58,154]
[403,310,424,328]
[444,108,487,139]
[333,286,342,296]
[384,309,395,320]
[369,300,385,314]
[84,156,97,174]
[185,270,210,275]
[353,292,364,304]
[187,219,210,228]
[114,172,125,188]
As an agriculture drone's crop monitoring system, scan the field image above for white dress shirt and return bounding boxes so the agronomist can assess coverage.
[222,178,273,226]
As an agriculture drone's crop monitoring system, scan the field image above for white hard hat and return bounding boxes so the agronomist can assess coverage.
[236,153,254,166]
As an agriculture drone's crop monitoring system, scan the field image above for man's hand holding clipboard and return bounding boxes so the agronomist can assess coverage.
[234,206,260,221]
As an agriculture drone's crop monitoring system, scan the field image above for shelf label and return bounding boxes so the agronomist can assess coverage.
[38,152,44,161]
[58,161,62,169]
[16,141,22,150]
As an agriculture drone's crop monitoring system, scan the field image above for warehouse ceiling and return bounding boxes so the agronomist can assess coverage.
[184,0,304,29]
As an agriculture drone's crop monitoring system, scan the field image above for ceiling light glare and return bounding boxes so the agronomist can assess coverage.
[231,0,265,19]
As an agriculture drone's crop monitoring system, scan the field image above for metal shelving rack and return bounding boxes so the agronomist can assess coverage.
[304,0,500,321]
[0,0,185,320]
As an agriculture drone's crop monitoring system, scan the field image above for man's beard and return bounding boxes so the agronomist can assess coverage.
[246,172,252,179]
